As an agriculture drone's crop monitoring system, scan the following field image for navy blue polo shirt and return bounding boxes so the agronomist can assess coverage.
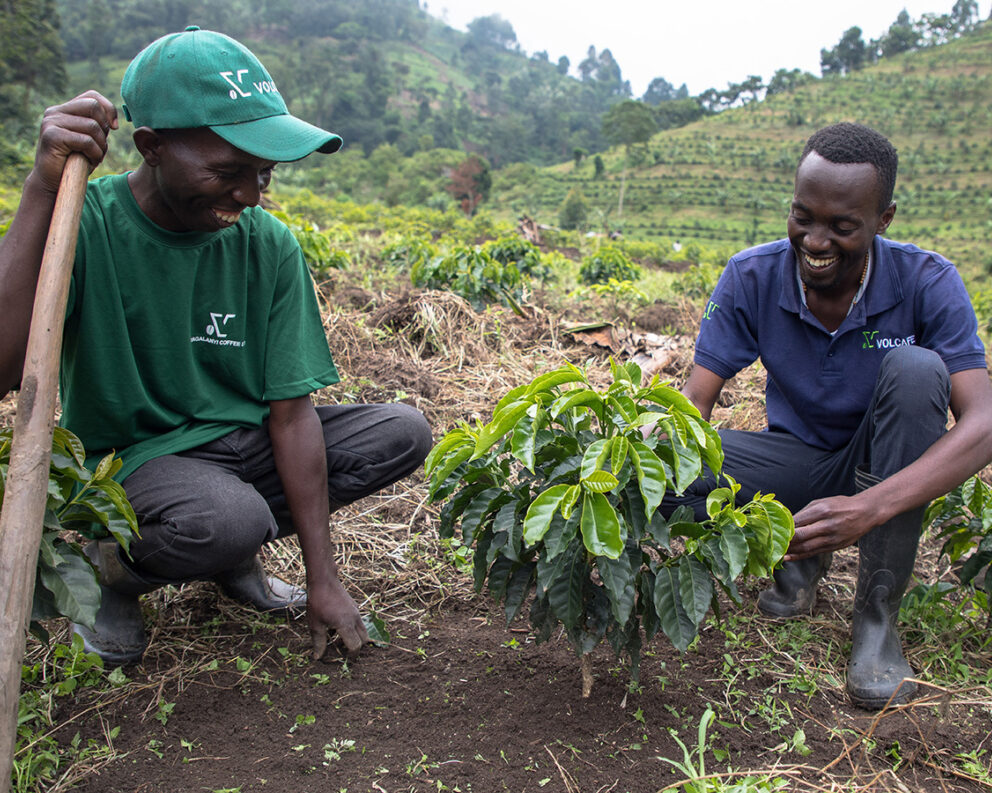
[695,237,987,451]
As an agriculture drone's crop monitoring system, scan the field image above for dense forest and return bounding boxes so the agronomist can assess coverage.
[0,0,987,177]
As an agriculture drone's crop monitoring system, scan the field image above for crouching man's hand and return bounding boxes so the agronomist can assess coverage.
[308,574,369,660]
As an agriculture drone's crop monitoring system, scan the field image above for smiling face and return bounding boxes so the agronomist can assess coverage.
[130,127,276,233]
[788,151,896,296]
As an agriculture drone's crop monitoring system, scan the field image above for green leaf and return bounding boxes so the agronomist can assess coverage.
[580,491,623,559]
[460,487,506,544]
[560,485,580,521]
[542,512,579,561]
[548,545,586,630]
[610,436,629,475]
[598,547,637,625]
[653,565,697,653]
[362,614,391,646]
[504,563,535,624]
[630,442,667,521]
[642,386,702,419]
[549,388,604,421]
[92,452,116,482]
[52,426,87,467]
[526,364,587,395]
[492,503,521,562]
[719,523,750,581]
[579,439,610,480]
[37,551,102,628]
[510,405,543,472]
[428,445,474,499]
[424,428,473,476]
[705,487,736,520]
[581,469,619,493]
[694,417,723,479]
[678,556,714,629]
[472,400,533,459]
[523,485,571,545]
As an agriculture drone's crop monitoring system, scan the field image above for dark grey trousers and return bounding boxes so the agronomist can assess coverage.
[663,346,952,520]
[121,403,433,582]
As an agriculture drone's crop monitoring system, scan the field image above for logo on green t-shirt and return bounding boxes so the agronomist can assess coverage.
[191,311,246,347]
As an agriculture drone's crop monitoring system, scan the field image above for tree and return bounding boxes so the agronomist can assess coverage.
[0,0,67,125]
[556,55,570,75]
[602,101,657,226]
[879,9,920,57]
[654,97,703,130]
[446,154,492,216]
[950,0,979,34]
[642,76,676,106]
[821,26,866,75]
[467,14,517,50]
[766,68,814,96]
[559,187,589,231]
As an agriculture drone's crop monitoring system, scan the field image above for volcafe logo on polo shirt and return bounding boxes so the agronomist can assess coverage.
[190,312,246,348]
[219,69,279,100]
[861,330,916,350]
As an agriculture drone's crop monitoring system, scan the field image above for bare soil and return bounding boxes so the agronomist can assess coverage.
[46,552,992,793]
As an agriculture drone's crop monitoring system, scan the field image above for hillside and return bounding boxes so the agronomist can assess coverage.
[488,21,992,283]
[49,0,628,167]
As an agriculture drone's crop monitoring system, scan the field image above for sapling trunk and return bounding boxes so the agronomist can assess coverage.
[580,653,594,698]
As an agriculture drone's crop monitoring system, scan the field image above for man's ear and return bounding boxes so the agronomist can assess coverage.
[877,202,896,234]
[132,127,164,166]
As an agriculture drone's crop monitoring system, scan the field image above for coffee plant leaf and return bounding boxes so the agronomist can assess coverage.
[523,485,573,545]
[579,439,611,480]
[510,404,544,472]
[504,563,536,624]
[597,547,637,625]
[37,548,101,629]
[547,542,586,630]
[581,470,619,494]
[629,441,666,521]
[473,400,533,459]
[580,490,623,559]
[654,564,697,653]
[550,388,604,423]
[678,555,715,627]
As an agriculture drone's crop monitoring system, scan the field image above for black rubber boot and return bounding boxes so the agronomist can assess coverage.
[214,555,306,613]
[72,540,156,666]
[846,467,920,709]
[757,553,832,618]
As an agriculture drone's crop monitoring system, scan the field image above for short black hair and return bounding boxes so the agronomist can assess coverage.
[799,123,898,212]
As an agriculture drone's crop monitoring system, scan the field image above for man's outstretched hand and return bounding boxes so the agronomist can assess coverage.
[308,576,369,660]
[786,494,877,561]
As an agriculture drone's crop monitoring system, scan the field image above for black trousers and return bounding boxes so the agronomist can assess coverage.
[120,403,433,582]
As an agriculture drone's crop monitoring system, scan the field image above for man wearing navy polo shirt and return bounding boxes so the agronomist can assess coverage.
[666,123,992,709]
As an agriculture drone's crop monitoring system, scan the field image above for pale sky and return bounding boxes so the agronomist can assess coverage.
[429,1,991,97]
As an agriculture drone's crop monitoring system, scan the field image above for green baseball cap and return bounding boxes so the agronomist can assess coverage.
[121,26,342,162]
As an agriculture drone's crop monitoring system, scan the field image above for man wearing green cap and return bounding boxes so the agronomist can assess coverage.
[0,27,432,665]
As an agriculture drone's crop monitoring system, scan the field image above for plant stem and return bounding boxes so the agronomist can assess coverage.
[581,653,593,698]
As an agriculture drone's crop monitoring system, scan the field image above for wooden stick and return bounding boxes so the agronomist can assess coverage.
[0,153,89,791]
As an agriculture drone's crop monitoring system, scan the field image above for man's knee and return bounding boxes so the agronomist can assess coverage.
[875,346,950,423]
[127,473,275,580]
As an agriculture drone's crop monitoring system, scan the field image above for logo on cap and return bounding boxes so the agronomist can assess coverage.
[219,69,280,101]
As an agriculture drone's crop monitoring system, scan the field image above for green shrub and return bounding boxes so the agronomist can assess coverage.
[579,246,641,285]
[411,245,524,314]
[0,427,139,637]
[425,360,793,692]
[381,237,437,272]
[924,476,992,613]
[482,236,549,279]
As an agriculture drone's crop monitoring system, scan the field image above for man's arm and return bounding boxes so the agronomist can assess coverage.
[268,395,368,657]
[788,367,992,559]
[0,91,117,395]
[681,364,727,421]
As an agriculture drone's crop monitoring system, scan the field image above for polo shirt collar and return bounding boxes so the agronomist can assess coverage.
[778,236,904,322]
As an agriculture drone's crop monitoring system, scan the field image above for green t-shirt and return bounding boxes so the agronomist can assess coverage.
[61,174,339,480]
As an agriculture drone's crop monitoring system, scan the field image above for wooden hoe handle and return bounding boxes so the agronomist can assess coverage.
[0,153,90,791]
